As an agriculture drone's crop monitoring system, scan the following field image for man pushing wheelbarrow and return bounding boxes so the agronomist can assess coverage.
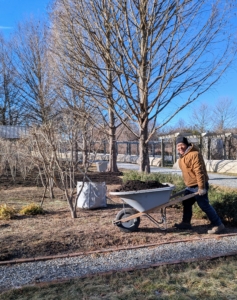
[111,137,225,234]
[174,136,225,234]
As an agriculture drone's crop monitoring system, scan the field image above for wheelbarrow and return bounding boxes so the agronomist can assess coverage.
[110,184,198,232]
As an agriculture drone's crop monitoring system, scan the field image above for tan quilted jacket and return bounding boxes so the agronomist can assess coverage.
[178,144,209,189]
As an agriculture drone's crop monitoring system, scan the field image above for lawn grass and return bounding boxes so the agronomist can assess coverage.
[2,255,237,300]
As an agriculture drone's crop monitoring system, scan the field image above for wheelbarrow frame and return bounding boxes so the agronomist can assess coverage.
[111,188,199,232]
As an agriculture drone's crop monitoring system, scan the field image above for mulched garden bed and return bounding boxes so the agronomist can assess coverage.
[114,180,169,192]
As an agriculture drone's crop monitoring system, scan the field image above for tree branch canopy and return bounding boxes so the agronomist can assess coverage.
[51,0,237,172]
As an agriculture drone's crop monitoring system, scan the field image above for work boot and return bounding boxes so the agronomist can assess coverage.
[207,223,225,234]
[174,222,192,230]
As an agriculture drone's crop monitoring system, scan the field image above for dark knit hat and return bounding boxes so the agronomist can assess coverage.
[176,136,190,146]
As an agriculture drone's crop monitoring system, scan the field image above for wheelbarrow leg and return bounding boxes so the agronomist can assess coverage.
[144,208,167,230]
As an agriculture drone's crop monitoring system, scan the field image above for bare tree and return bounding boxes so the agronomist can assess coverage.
[0,34,24,125]
[51,0,127,172]
[11,18,57,125]
[0,138,18,181]
[52,0,237,172]
[211,97,237,132]
[26,114,102,218]
[52,62,104,168]
[189,102,212,133]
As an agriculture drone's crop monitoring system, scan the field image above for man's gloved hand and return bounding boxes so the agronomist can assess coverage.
[198,189,207,196]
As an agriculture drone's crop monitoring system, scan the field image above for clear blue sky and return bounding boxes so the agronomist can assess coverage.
[0,0,50,32]
[0,0,237,127]
[167,66,237,126]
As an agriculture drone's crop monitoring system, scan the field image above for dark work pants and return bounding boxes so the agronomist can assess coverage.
[182,182,222,226]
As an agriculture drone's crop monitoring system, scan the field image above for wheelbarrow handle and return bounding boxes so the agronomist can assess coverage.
[177,192,200,201]
[126,192,199,215]
[169,189,186,199]
[170,188,202,200]
[160,191,200,210]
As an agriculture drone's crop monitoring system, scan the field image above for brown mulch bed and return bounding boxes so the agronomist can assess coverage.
[0,168,237,262]
[113,180,169,192]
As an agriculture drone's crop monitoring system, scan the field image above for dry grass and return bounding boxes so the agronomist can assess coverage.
[19,203,44,215]
[0,204,16,220]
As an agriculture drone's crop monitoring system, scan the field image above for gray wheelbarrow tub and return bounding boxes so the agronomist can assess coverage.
[110,183,175,213]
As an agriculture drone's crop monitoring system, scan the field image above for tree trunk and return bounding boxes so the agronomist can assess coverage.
[138,2,149,173]
[74,140,78,164]
[48,162,55,199]
[49,177,55,199]
[82,133,88,167]
[70,209,77,219]
[106,26,119,173]
[65,193,77,218]
[107,119,119,172]
[139,126,150,173]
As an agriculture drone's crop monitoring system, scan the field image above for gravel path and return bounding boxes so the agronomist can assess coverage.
[1,235,237,290]
[118,163,237,189]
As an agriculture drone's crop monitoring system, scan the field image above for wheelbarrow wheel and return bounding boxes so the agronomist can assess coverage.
[115,208,140,233]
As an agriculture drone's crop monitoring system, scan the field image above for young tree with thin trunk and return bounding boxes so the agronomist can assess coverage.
[28,115,100,218]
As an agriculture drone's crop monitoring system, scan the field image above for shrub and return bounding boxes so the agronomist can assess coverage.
[19,203,44,215]
[209,188,237,226]
[193,186,237,226]
[192,203,206,219]
[0,204,16,220]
